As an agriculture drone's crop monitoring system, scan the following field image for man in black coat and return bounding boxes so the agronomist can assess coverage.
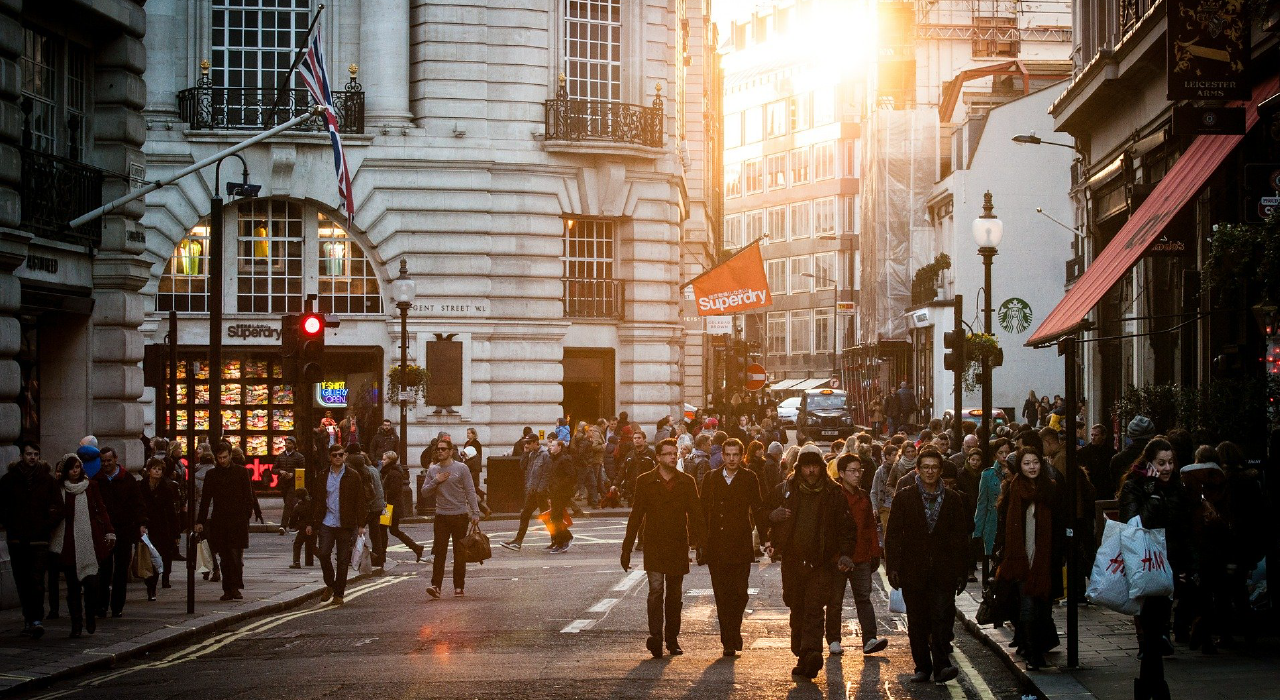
[93,447,147,618]
[0,441,60,638]
[369,419,398,465]
[274,436,306,536]
[308,445,369,604]
[763,450,856,681]
[196,442,255,601]
[884,447,970,684]
[698,438,765,657]
[622,438,705,659]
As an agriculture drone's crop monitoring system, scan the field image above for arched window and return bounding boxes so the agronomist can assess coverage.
[155,200,382,315]
[158,223,210,312]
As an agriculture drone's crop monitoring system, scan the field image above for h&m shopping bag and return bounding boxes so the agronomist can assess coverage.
[350,532,373,575]
[1086,518,1143,615]
[1120,516,1174,599]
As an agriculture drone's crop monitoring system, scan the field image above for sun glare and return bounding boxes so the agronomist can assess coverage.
[722,0,877,88]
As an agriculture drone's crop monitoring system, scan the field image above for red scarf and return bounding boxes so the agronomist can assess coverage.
[996,475,1054,597]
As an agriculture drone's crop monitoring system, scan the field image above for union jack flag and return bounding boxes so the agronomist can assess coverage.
[298,25,355,216]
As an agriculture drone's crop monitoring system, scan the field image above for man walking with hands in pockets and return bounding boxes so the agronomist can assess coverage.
[307,445,367,605]
[422,436,481,598]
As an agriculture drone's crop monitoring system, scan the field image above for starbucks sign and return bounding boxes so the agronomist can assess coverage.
[998,298,1033,334]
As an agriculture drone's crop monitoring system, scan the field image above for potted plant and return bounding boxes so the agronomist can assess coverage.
[387,364,429,405]
[962,332,1003,393]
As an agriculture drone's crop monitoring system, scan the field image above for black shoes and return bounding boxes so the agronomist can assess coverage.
[667,643,683,656]
[935,666,960,683]
[645,636,663,658]
[415,545,426,562]
[910,671,932,683]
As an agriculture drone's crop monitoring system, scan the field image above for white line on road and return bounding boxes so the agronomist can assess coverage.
[612,569,645,591]
[952,644,998,700]
[560,619,596,633]
[586,598,620,613]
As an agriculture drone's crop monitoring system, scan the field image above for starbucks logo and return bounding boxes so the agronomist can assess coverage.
[998,298,1033,334]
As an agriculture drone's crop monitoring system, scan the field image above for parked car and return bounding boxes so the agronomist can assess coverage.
[776,396,801,427]
[796,389,856,443]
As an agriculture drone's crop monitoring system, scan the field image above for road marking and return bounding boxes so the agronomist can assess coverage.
[560,619,596,633]
[685,588,759,596]
[953,644,998,700]
[586,598,620,613]
[26,690,77,700]
[613,570,645,591]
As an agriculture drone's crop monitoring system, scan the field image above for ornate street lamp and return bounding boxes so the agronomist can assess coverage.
[390,258,417,465]
[971,191,1002,471]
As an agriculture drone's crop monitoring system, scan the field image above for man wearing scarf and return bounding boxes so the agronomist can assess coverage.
[884,447,970,684]
[763,450,856,682]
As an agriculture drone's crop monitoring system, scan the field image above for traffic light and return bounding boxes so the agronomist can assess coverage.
[298,312,326,383]
[943,330,966,372]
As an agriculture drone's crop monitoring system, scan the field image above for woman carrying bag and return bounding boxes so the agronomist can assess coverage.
[141,457,180,599]
[993,446,1060,670]
[48,455,114,638]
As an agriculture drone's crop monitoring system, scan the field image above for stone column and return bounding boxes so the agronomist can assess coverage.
[91,31,152,468]
[0,0,26,465]
[142,0,184,121]
[360,0,412,126]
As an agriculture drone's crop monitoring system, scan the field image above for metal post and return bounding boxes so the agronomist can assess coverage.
[185,339,196,615]
[168,310,178,440]
[1064,335,1080,668]
[979,248,996,478]
[209,189,223,446]
[952,294,963,445]
[398,300,410,464]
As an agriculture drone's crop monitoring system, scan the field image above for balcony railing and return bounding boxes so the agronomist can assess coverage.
[544,83,663,148]
[563,278,625,320]
[20,147,103,248]
[1065,254,1086,284]
[1120,0,1156,34]
[178,78,364,134]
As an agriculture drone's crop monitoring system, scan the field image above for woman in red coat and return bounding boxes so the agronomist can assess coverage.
[993,446,1059,670]
[48,455,114,638]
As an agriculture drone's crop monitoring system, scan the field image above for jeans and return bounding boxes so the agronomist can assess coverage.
[512,490,547,544]
[1016,582,1053,659]
[367,513,388,567]
[47,551,61,617]
[431,513,471,590]
[577,464,600,505]
[709,563,750,651]
[828,562,878,644]
[387,508,420,552]
[280,486,296,530]
[317,525,355,596]
[646,571,684,646]
[8,541,48,625]
[901,583,956,675]
[781,560,831,658]
[97,539,135,615]
[213,544,244,593]
[549,494,572,548]
[293,528,317,565]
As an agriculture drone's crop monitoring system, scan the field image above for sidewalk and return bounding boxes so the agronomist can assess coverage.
[955,580,1280,700]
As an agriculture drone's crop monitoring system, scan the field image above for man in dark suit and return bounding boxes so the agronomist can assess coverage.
[884,446,971,684]
[698,438,764,657]
[93,447,146,617]
[195,442,255,601]
[621,438,705,658]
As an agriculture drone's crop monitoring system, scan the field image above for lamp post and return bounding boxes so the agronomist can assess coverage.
[390,259,416,466]
[971,191,1002,478]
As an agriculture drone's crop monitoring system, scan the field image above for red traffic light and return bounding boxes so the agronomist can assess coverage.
[301,314,323,336]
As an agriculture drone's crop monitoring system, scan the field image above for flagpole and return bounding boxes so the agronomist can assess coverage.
[263,3,327,128]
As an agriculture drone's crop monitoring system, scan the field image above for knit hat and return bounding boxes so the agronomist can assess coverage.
[1126,415,1155,439]
[799,444,825,456]
[797,451,826,469]
[768,441,784,457]
[76,445,101,479]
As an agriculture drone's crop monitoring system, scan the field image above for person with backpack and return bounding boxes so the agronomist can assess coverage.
[688,434,713,486]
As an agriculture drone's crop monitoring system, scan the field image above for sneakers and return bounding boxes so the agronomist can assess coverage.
[934,666,960,683]
[426,585,442,599]
[863,637,888,654]
[320,587,334,603]
[454,588,464,597]
[829,641,843,655]
[500,541,522,551]
[548,545,564,553]
[910,671,932,683]
[278,527,287,536]
[29,622,44,640]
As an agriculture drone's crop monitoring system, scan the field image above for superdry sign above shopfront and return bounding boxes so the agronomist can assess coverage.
[684,240,773,316]
[226,323,281,340]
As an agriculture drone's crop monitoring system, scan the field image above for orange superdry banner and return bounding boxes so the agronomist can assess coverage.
[687,240,773,316]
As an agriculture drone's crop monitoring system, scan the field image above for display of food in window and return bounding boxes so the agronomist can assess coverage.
[176,361,188,380]
[175,383,188,404]
[194,361,209,380]
[246,435,269,456]
[174,410,188,431]
[222,359,241,379]
[194,410,210,431]
[272,435,288,455]
[273,385,294,405]
[222,384,242,405]
[272,363,283,379]
[244,359,268,378]
[222,409,241,431]
[245,384,270,405]
[246,409,268,430]
[224,434,241,450]
[195,385,210,404]
[272,409,294,431]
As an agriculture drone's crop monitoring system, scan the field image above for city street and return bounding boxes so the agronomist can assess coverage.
[10,517,1030,700]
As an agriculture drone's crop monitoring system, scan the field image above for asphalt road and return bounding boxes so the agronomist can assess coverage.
[17,517,1034,700]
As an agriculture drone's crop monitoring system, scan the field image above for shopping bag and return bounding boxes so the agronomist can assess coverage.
[130,541,155,580]
[351,533,372,574]
[379,504,394,527]
[459,524,492,565]
[1086,518,1142,614]
[537,510,573,535]
[1120,516,1174,599]
[197,539,214,575]
[889,588,906,614]
[141,534,164,574]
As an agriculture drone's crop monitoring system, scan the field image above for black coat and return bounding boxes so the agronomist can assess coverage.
[623,468,705,575]
[309,466,367,530]
[699,467,764,565]
[1118,469,1190,573]
[197,465,255,550]
[369,429,398,462]
[548,451,577,501]
[140,478,180,553]
[0,461,61,543]
[274,449,306,491]
[763,475,856,567]
[93,468,147,542]
[884,482,970,590]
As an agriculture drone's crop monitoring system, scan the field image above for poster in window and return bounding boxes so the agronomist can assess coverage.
[194,410,210,431]
[272,409,294,431]
[222,384,242,405]
[244,360,268,378]
[245,384,269,405]
[222,360,241,379]
[246,435,269,456]
[222,409,241,431]
[273,385,294,405]
[1167,0,1249,100]
[246,409,268,430]
[272,436,288,455]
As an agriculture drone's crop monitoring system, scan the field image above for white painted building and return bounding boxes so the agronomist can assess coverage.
[136,0,714,468]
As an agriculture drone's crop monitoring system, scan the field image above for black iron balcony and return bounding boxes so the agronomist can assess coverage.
[178,80,364,134]
[563,278,625,320]
[19,147,103,247]
[545,82,663,148]
[1120,0,1155,34]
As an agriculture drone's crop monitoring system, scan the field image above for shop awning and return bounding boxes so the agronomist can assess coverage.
[767,378,803,391]
[792,378,833,391]
[1027,76,1279,348]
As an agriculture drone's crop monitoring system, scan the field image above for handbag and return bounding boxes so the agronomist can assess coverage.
[459,523,492,565]
[130,541,155,580]
[379,504,394,527]
[888,588,906,614]
[350,533,372,574]
[975,581,1000,625]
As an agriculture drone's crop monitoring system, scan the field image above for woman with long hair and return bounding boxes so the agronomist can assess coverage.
[141,457,180,599]
[49,455,114,637]
[993,445,1059,670]
[1022,391,1039,427]
[1119,437,1189,700]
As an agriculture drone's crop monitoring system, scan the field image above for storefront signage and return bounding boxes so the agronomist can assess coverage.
[706,316,732,335]
[409,302,489,316]
[998,298,1034,334]
[1167,0,1249,100]
[25,254,58,274]
[316,380,348,407]
[245,458,278,488]
[226,323,281,340]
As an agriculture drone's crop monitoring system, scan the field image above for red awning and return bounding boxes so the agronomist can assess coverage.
[1027,76,1280,348]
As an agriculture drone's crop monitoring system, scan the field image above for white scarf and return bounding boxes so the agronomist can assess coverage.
[49,480,98,582]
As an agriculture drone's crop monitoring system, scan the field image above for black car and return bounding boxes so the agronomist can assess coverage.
[795,389,857,443]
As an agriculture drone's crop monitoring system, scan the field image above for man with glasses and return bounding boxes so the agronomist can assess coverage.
[884,447,969,684]
[828,453,888,656]
[698,438,763,657]
[622,438,704,658]
[306,446,368,605]
[421,438,481,598]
